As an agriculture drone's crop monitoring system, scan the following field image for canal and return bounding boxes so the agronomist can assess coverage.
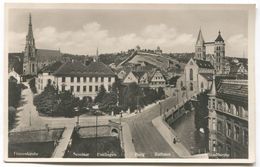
[170,109,208,155]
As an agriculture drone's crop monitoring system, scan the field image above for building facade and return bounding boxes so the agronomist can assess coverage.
[208,79,248,158]
[53,61,115,99]
[36,61,63,93]
[176,58,214,98]
[194,29,225,74]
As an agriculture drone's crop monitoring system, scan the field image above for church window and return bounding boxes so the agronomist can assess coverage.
[190,83,193,91]
[32,64,35,73]
[190,69,193,81]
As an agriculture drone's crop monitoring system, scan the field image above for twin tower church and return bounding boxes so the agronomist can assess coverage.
[22,13,226,76]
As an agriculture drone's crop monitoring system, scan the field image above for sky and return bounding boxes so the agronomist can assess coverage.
[7,6,248,57]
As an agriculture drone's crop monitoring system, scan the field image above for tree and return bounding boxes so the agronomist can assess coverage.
[8,106,17,130]
[99,92,118,113]
[34,81,59,116]
[94,85,107,103]
[157,87,166,100]
[57,90,77,117]
[8,80,21,107]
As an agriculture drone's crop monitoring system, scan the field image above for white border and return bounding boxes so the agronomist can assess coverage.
[1,1,258,166]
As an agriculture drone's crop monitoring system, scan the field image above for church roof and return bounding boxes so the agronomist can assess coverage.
[38,61,63,74]
[194,59,215,69]
[200,73,213,81]
[196,29,205,45]
[53,61,115,77]
[215,31,224,42]
[36,49,62,62]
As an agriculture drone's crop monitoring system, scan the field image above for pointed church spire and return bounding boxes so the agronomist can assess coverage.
[27,13,34,43]
[215,30,224,42]
[196,28,205,45]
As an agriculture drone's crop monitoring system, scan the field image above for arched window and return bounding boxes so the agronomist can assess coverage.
[190,83,193,91]
[190,69,193,81]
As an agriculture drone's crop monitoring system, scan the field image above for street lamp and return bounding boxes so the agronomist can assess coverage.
[29,110,31,126]
[159,102,162,116]
[74,107,79,127]
[119,111,123,125]
[93,105,99,158]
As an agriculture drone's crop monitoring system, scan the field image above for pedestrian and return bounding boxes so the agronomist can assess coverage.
[173,137,176,144]
[132,138,134,143]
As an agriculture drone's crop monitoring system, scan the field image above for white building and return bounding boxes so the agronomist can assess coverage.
[53,61,116,100]
[148,69,166,90]
[36,61,63,93]
[8,69,21,84]
[176,58,215,98]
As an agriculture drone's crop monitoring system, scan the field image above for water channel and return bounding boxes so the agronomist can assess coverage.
[170,109,208,155]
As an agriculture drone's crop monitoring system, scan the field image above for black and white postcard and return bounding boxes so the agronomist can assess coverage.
[4,3,256,163]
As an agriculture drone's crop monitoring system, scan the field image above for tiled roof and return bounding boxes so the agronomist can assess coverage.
[36,49,62,62]
[53,61,115,77]
[85,62,115,77]
[194,59,214,69]
[38,61,63,74]
[132,71,145,80]
[200,73,213,81]
[9,128,64,144]
[215,31,224,42]
[216,80,248,104]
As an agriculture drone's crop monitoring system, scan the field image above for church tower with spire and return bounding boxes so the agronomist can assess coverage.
[195,28,206,60]
[214,30,225,74]
[23,13,37,76]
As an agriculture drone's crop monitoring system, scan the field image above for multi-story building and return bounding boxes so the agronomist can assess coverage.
[148,69,166,90]
[36,61,63,93]
[208,78,248,158]
[176,58,215,98]
[123,68,166,90]
[53,61,116,100]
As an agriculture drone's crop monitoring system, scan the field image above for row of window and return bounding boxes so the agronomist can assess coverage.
[209,98,248,118]
[61,76,112,83]
[212,119,248,145]
[61,85,112,93]
[151,81,165,85]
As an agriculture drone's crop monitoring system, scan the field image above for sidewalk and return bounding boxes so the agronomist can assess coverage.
[121,122,136,158]
[152,116,191,157]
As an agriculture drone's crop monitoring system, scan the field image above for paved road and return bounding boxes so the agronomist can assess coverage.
[13,82,117,132]
[125,99,179,158]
